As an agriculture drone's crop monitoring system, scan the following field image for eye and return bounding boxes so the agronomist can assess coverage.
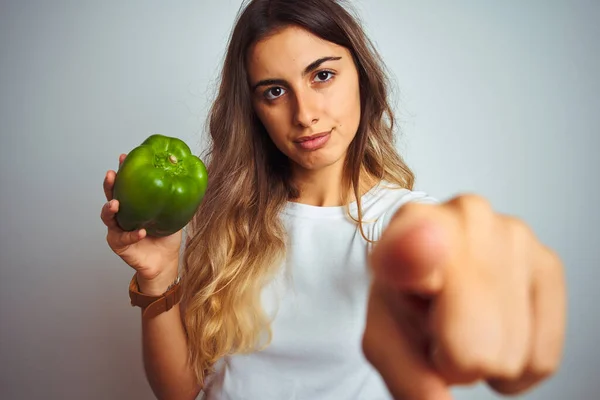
[314,70,335,83]
[263,86,286,100]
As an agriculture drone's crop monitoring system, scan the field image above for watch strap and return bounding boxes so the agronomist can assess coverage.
[129,273,182,318]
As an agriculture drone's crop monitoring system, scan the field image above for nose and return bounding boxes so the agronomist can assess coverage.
[292,88,320,128]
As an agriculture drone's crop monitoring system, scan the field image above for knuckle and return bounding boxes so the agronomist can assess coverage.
[448,194,494,226]
[458,355,492,379]
[499,355,527,380]
[544,246,563,273]
[106,231,123,250]
[451,194,492,213]
[105,232,114,247]
[100,213,109,226]
[436,344,489,382]
[129,231,139,242]
[450,344,501,381]
[100,209,112,226]
[531,355,560,379]
[504,216,532,244]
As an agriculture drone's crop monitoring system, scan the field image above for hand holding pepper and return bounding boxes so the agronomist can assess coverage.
[101,135,208,295]
[101,153,184,295]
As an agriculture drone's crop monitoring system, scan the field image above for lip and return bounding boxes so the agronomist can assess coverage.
[294,131,331,151]
[294,131,331,143]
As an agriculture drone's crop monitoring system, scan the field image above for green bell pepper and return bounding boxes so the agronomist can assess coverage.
[113,134,208,237]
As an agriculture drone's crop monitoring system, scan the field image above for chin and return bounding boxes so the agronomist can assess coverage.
[291,150,345,172]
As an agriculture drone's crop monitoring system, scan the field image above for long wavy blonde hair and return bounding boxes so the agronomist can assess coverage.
[181,0,415,385]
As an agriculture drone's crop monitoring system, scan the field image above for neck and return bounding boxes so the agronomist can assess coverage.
[290,159,377,207]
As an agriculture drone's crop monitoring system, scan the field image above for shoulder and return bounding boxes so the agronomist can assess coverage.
[364,180,439,237]
[364,180,439,214]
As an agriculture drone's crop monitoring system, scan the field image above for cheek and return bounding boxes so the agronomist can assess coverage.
[255,107,289,146]
[329,80,361,133]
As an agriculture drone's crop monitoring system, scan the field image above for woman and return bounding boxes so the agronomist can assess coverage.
[101,1,566,399]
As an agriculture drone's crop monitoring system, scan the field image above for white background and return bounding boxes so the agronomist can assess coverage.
[1,1,598,399]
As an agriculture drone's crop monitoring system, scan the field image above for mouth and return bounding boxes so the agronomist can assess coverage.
[294,130,331,143]
[293,130,332,151]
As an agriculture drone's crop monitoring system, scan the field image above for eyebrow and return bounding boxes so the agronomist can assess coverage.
[251,56,342,92]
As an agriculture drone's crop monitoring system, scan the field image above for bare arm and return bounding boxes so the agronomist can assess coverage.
[139,273,202,400]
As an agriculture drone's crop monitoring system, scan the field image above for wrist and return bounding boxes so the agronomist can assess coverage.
[129,267,183,318]
[137,264,179,296]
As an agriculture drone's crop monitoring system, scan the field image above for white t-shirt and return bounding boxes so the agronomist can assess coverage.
[202,181,438,400]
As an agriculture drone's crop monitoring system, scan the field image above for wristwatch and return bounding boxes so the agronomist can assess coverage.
[128,273,183,318]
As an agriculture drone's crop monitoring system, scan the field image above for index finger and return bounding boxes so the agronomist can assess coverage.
[103,153,127,201]
[103,170,116,201]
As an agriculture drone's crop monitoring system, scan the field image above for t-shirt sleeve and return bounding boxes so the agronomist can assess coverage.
[377,190,440,238]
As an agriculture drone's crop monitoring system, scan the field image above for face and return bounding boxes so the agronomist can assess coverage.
[247,25,361,173]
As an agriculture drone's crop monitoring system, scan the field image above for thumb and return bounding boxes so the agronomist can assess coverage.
[370,204,456,295]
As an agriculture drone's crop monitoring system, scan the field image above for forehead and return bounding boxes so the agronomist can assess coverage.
[247,25,346,77]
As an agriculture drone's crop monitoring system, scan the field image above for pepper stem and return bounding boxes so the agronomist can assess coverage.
[168,155,178,164]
